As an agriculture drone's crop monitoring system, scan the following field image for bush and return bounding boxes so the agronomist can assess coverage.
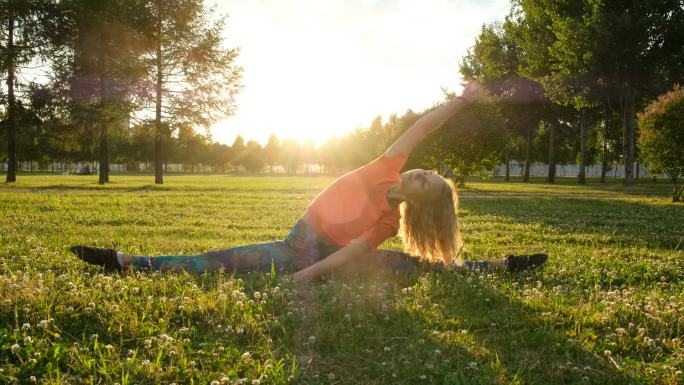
[638,85,684,202]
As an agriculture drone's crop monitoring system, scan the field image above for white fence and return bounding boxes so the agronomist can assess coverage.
[0,160,668,178]
[493,161,663,178]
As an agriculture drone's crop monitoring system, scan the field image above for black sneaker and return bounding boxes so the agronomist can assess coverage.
[70,246,123,272]
[506,253,548,272]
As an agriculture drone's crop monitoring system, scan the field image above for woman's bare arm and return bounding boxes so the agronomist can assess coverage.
[384,81,479,157]
[290,238,370,281]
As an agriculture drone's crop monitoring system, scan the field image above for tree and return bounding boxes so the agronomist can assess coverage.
[279,139,301,175]
[427,100,508,187]
[461,21,551,183]
[0,0,56,182]
[229,135,245,172]
[638,85,684,202]
[52,0,147,184]
[241,140,264,173]
[139,0,242,184]
[263,134,280,173]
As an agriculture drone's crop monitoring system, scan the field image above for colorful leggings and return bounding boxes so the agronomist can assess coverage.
[130,219,494,274]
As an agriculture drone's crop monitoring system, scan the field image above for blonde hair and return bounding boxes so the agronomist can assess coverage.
[399,177,463,267]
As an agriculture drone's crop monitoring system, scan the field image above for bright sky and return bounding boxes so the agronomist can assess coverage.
[206,0,510,146]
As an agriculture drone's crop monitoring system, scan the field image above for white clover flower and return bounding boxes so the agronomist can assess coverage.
[241,352,252,361]
[11,343,20,354]
[603,350,612,357]
[24,336,33,344]
[251,380,260,385]
[419,374,427,380]
[21,323,31,332]
[38,320,49,329]
[211,381,220,385]
[383,346,391,352]
[308,336,316,344]
[144,339,152,349]
[105,344,113,350]
[220,376,230,384]
[468,362,478,370]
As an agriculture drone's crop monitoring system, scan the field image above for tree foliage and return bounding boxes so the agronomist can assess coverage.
[638,85,684,201]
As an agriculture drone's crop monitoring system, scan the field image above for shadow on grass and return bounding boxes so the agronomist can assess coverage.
[461,195,683,252]
[286,269,639,384]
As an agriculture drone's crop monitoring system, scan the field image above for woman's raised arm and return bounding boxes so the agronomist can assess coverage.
[384,81,479,157]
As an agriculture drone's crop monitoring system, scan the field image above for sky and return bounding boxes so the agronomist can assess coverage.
[206,0,511,146]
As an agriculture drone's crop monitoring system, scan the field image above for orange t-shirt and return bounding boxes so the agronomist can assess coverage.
[303,153,408,249]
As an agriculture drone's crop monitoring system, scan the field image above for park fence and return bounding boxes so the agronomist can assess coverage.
[492,161,664,178]
[0,160,668,179]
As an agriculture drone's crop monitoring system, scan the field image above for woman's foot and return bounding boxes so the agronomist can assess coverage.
[505,253,548,272]
[70,246,124,272]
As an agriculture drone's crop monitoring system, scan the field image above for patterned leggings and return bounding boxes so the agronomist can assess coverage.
[130,219,493,274]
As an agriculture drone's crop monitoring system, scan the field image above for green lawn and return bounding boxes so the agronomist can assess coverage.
[1,175,682,384]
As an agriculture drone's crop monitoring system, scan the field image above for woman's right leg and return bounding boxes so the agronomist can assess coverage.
[121,241,301,273]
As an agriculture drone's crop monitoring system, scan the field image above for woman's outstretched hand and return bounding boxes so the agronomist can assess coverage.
[459,79,481,102]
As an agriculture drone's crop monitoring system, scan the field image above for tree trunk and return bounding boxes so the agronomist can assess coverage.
[546,122,556,183]
[600,139,608,183]
[6,14,17,182]
[635,159,640,180]
[98,77,109,184]
[458,174,466,188]
[154,1,164,185]
[578,110,587,185]
[672,178,682,202]
[523,132,532,182]
[98,120,109,184]
[504,150,510,181]
[623,90,635,186]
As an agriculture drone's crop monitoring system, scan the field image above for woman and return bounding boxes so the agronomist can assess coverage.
[71,83,547,280]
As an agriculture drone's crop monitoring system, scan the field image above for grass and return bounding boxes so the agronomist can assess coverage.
[0,174,682,384]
